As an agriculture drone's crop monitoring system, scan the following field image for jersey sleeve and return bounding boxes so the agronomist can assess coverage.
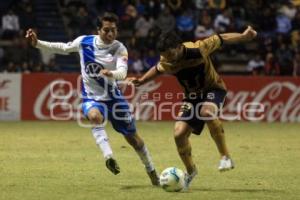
[36,36,84,55]
[111,44,128,80]
[156,62,171,73]
[155,55,172,73]
[195,34,223,58]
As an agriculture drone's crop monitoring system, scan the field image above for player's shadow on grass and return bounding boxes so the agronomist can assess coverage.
[193,188,285,193]
[120,185,159,190]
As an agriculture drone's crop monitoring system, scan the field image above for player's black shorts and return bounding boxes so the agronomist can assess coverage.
[177,88,227,135]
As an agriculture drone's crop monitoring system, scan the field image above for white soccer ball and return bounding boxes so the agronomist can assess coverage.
[159,167,185,192]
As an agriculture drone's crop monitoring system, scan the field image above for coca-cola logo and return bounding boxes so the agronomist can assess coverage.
[34,78,81,120]
[223,82,300,122]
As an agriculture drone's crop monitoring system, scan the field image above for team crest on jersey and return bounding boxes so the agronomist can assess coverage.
[85,62,104,77]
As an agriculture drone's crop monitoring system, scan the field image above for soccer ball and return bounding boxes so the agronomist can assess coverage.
[159,167,185,192]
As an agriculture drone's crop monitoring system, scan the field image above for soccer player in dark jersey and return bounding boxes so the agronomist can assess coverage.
[128,26,257,189]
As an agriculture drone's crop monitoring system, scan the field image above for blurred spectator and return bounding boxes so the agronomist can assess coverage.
[144,27,161,50]
[44,58,60,72]
[193,0,208,23]
[119,4,138,38]
[194,10,215,39]
[76,6,94,35]
[20,62,31,74]
[229,0,246,31]
[264,53,280,76]
[261,37,276,56]
[291,30,300,50]
[134,14,154,50]
[68,6,93,38]
[32,62,44,72]
[167,0,182,15]
[135,0,146,15]
[4,37,27,65]
[19,3,36,30]
[130,51,144,75]
[155,7,176,33]
[257,7,277,37]
[176,10,195,41]
[276,42,294,75]
[193,0,208,11]
[276,12,292,35]
[1,10,20,39]
[142,49,159,71]
[214,9,231,33]
[145,0,161,18]
[4,62,19,73]
[247,54,265,75]
[292,10,300,30]
[208,0,226,11]
[293,52,300,76]
[135,14,154,38]
[278,2,297,20]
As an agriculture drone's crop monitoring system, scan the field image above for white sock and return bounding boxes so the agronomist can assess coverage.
[92,127,113,159]
[135,145,155,172]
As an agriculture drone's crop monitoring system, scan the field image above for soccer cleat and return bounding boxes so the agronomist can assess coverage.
[218,156,234,172]
[184,167,198,190]
[105,157,120,175]
[147,169,160,186]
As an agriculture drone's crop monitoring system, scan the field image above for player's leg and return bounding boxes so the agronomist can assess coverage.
[200,103,230,157]
[175,102,203,189]
[200,101,234,171]
[108,98,159,185]
[174,121,198,189]
[174,121,195,175]
[83,101,120,175]
[124,133,159,185]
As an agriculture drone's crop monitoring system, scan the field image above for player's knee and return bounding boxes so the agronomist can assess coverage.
[88,112,103,125]
[174,126,187,141]
[200,106,218,121]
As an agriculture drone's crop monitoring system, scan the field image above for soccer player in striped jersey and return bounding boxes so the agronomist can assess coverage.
[25,12,159,185]
[129,26,257,189]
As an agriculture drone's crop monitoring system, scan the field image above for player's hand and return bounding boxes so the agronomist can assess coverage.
[126,77,143,87]
[100,69,113,77]
[25,28,38,47]
[242,26,257,41]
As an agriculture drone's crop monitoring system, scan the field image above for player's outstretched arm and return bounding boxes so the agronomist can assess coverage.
[220,26,257,44]
[25,28,80,55]
[127,66,161,86]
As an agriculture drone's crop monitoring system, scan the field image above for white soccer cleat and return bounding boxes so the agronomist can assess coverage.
[218,156,234,172]
[183,167,198,190]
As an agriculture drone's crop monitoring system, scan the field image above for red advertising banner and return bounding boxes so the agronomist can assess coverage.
[21,73,300,122]
[0,74,21,120]
[22,73,80,120]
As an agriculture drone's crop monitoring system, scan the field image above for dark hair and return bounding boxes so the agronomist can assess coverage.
[96,12,119,29]
[156,31,182,52]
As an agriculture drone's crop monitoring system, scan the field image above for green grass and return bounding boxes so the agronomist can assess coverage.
[0,121,300,200]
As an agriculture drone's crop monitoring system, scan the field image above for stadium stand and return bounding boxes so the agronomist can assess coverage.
[0,0,300,76]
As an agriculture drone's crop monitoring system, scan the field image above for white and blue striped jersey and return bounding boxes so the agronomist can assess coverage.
[36,35,128,101]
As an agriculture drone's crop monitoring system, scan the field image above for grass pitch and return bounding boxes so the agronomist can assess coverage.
[0,121,300,200]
